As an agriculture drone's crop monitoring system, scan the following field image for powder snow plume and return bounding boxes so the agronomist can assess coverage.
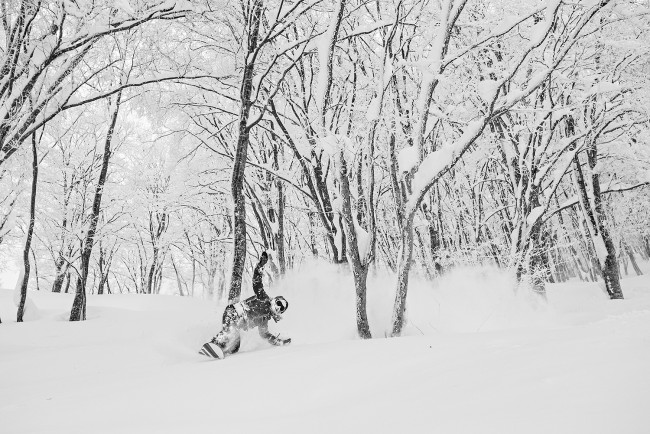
[267,261,552,343]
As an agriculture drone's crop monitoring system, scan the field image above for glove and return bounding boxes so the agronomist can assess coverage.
[259,252,268,266]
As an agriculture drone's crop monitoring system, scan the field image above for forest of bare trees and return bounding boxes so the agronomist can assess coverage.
[1,0,648,334]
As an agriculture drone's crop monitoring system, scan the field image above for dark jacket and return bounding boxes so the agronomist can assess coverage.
[234,294,278,331]
[225,254,285,345]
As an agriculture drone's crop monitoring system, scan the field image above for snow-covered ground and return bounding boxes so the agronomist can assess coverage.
[1,263,649,434]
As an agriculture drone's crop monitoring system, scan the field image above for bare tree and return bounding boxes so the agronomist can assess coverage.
[16,131,39,321]
[70,91,122,321]
[391,0,615,335]
[0,1,189,169]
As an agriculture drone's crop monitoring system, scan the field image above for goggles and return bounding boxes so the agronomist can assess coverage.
[273,297,288,314]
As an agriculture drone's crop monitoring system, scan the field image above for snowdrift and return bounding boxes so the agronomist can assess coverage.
[1,264,649,434]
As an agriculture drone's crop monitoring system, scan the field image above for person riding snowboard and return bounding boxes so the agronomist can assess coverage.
[210,252,290,356]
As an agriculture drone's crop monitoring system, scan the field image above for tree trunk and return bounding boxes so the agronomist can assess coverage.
[70,91,122,321]
[637,239,648,261]
[228,0,262,303]
[276,180,286,274]
[416,227,434,280]
[154,259,164,294]
[588,148,623,299]
[339,152,371,339]
[17,133,38,322]
[573,153,623,299]
[391,212,415,336]
[184,230,196,296]
[98,244,106,295]
[51,256,68,293]
[308,210,319,257]
[207,268,216,298]
[147,246,159,294]
[317,0,346,131]
[625,245,643,276]
[528,222,550,299]
[272,141,286,275]
[171,255,186,296]
[620,252,629,276]
[313,0,347,263]
[30,247,40,291]
[63,272,71,294]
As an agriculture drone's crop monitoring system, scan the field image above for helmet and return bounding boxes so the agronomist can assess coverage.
[271,296,288,315]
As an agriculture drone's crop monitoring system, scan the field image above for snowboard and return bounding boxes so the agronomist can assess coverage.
[199,342,225,360]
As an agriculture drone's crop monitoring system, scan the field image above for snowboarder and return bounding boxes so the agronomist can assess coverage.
[201,252,291,359]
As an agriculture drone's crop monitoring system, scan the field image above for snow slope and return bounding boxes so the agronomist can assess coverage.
[1,264,649,434]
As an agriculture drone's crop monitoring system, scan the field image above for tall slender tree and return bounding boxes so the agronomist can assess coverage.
[70,91,122,321]
[17,132,39,322]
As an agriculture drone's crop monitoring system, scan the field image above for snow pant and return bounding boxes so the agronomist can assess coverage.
[212,305,241,355]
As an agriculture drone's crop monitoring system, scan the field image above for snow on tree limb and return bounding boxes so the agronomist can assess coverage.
[403,0,611,220]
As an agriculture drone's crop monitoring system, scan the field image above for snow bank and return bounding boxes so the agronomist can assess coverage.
[1,266,649,434]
